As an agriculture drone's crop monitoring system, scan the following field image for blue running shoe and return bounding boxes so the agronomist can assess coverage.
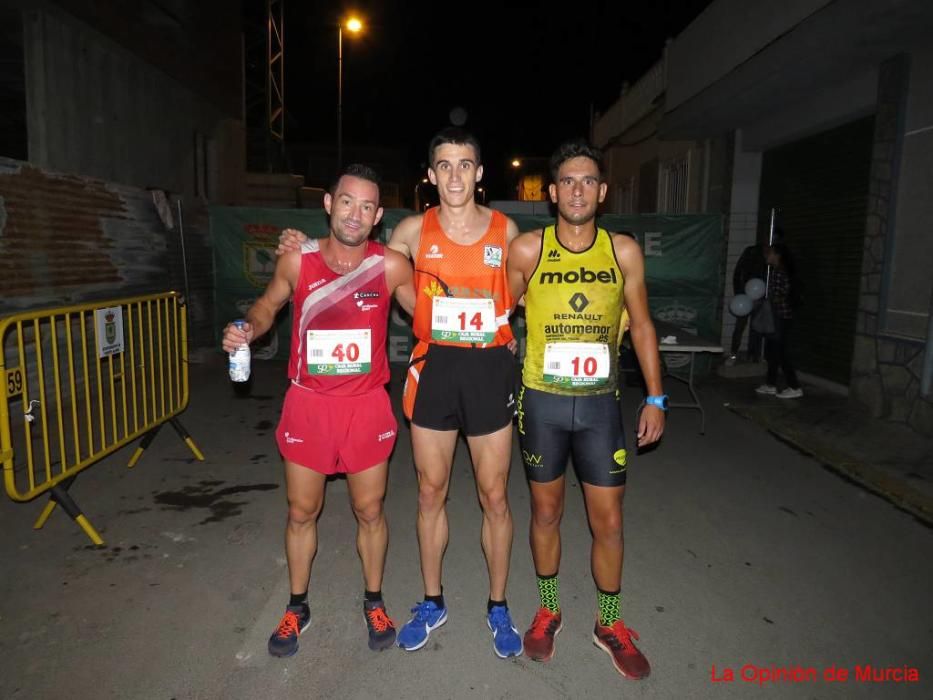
[397,600,448,651]
[487,605,523,658]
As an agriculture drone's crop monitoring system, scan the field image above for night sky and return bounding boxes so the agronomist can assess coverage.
[283,0,711,198]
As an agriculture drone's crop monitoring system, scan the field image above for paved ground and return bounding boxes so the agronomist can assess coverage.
[0,356,930,699]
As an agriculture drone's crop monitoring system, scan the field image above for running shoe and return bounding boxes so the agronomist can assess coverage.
[364,600,396,651]
[593,619,650,679]
[776,387,803,399]
[397,600,447,651]
[268,604,311,657]
[487,605,523,659]
[755,384,777,395]
[523,607,562,662]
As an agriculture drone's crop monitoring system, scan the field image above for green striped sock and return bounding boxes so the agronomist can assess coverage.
[536,572,560,613]
[597,588,621,626]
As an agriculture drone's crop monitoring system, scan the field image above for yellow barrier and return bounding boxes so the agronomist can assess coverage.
[0,291,204,544]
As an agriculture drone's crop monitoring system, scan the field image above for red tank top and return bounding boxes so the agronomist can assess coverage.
[411,207,513,347]
[289,239,390,395]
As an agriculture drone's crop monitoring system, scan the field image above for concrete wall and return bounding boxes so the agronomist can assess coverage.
[882,47,933,340]
[720,131,763,353]
[741,69,878,152]
[666,0,832,112]
[22,5,244,203]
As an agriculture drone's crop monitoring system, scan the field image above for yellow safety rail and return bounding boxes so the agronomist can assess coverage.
[0,291,204,544]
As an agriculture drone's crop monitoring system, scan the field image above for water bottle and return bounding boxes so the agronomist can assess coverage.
[229,319,251,382]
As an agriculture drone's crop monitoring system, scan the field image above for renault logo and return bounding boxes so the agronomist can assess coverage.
[569,293,589,312]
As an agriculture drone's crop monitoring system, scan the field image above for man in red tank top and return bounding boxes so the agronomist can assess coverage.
[390,128,524,658]
[222,165,413,658]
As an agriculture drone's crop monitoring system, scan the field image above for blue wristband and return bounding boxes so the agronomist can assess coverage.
[645,394,669,411]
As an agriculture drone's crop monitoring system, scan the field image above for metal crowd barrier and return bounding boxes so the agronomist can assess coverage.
[0,291,204,544]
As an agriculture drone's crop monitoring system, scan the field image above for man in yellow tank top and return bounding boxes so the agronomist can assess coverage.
[507,139,666,678]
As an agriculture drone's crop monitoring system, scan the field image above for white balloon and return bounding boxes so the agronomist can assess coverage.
[745,278,766,301]
[729,294,753,317]
[449,107,468,126]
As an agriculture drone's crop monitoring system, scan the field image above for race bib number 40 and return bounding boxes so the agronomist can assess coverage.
[306,329,371,375]
[543,342,610,388]
[431,297,496,344]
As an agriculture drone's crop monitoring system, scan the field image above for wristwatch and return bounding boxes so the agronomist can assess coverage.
[645,394,669,411]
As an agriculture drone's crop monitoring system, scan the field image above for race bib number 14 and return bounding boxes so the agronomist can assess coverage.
[431,297,496,344]
[543,342,610,388]
[306,329,371,375]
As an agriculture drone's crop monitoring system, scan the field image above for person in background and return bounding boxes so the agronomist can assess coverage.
[727,242,767,365]
[755,242,803,399]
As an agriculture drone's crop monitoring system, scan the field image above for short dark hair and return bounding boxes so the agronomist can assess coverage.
[428,127,482,166]
[549,139,604,182]
[330,163,382,195]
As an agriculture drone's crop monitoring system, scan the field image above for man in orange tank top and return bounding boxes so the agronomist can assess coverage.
[390,128,524,658]
[223,165,413,658]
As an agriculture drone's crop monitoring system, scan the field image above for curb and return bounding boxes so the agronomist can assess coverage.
[727,405,933,527]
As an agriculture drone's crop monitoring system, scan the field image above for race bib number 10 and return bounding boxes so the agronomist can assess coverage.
[306,329,371,375]
[543,342,610,388]
[431,297,496,344]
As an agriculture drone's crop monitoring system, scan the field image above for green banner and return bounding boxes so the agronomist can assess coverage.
[210,208,722,371]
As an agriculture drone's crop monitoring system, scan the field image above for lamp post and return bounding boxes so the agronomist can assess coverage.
[338,16,363,171]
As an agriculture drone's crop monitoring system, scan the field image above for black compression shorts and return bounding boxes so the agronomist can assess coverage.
[517,384,627,487]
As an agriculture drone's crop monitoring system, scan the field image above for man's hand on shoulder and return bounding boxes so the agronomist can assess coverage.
[276,228,308,257]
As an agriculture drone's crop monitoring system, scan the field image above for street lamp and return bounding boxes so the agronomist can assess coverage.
[511,159,521,168]
[338,16,364,170]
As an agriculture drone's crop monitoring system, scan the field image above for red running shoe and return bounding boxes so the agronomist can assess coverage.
[523,607,563,662]
[592,619,650,679]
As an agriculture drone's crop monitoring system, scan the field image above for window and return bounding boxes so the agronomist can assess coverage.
[658,152,691,213]
[612,177,635,214]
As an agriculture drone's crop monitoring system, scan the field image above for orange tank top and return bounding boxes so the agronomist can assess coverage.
[412,207,514,347]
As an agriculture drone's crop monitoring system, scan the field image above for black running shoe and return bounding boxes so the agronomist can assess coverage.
[364,600,397,651]
[268,604,311,657]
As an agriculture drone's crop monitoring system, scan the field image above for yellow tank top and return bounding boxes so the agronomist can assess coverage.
[523,225,625,395]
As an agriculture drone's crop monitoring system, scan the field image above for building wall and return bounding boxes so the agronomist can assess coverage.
[0,157,215,349]
[851,54,933,435]
[882,47,933,340]
[602,108,705,215]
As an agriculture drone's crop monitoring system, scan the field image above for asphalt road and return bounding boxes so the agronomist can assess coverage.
[0,358,929,699]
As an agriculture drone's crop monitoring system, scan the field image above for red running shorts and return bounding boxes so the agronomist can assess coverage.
[275,384,397,474]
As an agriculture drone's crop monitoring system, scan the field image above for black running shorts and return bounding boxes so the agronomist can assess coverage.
[517,384,627,487]
[410,344,517,436]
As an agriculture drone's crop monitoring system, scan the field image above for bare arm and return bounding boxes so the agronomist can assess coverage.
[384,247,415,316]
[614,234,665,446]
[221,251,299,352]
[386,214,423,260]
[506,230,542,309]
